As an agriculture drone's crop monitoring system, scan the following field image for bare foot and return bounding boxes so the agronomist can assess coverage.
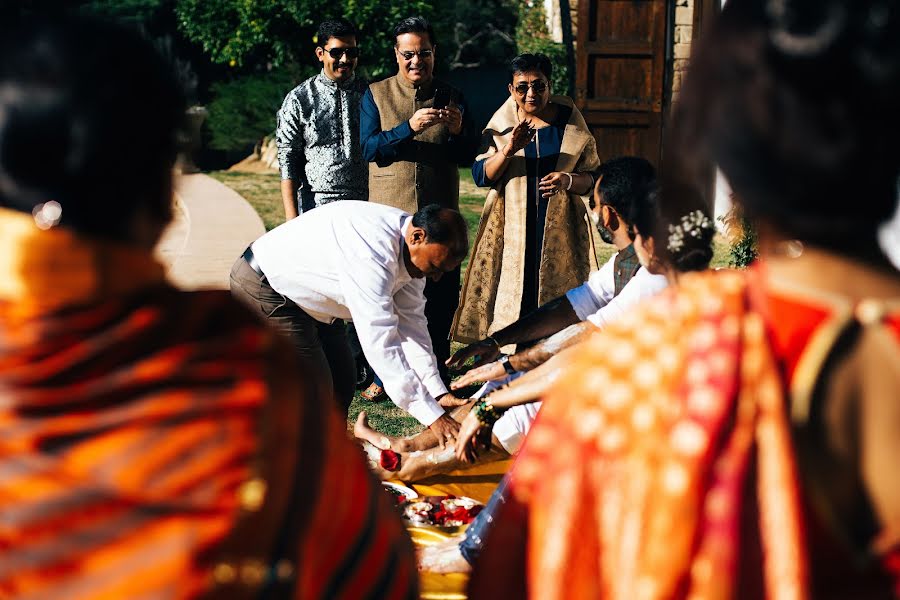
[417,537,471,573]
[354,411,391,450]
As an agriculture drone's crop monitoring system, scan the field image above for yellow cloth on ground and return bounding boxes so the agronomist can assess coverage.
[410,457,510,504]
[398,458,512,599]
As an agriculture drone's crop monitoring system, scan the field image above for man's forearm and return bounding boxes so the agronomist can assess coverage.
[508,321,598,372]
[491,297,580,347]
[281,179,299,220]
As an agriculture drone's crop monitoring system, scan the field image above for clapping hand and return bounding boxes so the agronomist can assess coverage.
[503,119,536,156]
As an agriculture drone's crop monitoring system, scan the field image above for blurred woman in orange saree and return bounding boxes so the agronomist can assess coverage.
[469,0,900,598]
[0,16,416,599]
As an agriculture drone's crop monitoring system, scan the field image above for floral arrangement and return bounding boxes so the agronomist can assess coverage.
[380,449,401,472]
[667,209,715,254]
[402,496,483,528]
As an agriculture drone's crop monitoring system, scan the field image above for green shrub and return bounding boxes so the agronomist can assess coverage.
[720,209,758,268]
[205,67,312,151]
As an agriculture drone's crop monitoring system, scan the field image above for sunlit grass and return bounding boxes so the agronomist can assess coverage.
[208,171,285,231]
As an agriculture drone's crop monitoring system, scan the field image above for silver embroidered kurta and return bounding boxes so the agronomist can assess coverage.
[276,71,368,213]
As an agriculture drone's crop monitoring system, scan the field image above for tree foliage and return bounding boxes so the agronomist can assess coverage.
[515,0,568,95]
[441,0,517,70]
[66,0,538,151]
[720,207,759,268]
[205,66,307,151]
[175,0,434,77]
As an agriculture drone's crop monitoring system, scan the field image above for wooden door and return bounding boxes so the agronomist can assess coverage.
[575,0,668,166]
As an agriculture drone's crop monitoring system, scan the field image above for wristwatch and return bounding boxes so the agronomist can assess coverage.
[498,354,517,375]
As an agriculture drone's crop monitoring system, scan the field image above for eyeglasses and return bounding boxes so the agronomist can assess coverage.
[397,49,434,61]
[513,81,548,95]
[323,47,360,59]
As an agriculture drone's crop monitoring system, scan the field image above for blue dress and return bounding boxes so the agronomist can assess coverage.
[472,103,574,316]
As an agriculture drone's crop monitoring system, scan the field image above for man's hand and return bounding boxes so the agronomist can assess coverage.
[437,393,470,408]
[409,108,443,133]
[428,414,460,449]
[455,410,488,463]
[439,106,463,136]
[446,338,501,372]
[450,360,506,390]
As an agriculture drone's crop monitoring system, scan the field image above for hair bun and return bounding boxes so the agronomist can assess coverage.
[672,245,714,273]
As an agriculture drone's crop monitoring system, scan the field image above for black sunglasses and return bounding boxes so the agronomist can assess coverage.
[513,80,548,95]
[397,49,434,61]
[324,47,360,60]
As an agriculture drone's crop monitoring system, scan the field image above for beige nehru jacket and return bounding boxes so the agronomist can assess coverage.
[367,75,460,214]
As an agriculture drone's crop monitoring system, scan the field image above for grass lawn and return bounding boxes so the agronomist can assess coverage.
[211,167,730,437]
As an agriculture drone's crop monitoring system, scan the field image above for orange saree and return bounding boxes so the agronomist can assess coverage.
[0,208,417,599]
[469,266,900,600]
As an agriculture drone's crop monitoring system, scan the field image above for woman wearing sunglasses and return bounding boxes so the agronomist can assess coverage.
[452,53,601,348]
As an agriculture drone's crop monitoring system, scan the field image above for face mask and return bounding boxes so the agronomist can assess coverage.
[591,210,615,244]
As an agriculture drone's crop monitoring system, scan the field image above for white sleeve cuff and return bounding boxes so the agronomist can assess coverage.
[404,397,446,427]
[421,372,449,401]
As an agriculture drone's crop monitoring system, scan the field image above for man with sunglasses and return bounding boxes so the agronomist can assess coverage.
[276,18,368,220]
[359,16,477,399]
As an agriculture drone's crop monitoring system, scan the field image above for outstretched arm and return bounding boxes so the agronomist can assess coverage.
[446,296,580,370]
[455,345,586,462]
[450,321,598,390]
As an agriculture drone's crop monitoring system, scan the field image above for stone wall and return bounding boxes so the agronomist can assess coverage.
[672,0,695,101]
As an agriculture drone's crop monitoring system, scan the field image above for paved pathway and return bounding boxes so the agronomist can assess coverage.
[154,173,265,290]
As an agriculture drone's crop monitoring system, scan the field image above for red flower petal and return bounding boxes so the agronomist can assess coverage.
[380,449,401,472]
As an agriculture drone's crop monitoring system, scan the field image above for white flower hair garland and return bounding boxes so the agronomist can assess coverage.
[667,210,714,253]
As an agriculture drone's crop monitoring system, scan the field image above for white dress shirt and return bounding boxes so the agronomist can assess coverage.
[250,201,447,426]
[565,250,669,329]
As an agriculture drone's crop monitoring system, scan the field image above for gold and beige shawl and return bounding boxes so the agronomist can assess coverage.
[451,95,600,343]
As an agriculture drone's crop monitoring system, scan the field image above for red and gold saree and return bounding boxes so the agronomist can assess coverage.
[0,207,417,599]
[470,266,900,599]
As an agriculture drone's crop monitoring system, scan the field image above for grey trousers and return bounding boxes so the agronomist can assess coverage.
[229,256,355,414]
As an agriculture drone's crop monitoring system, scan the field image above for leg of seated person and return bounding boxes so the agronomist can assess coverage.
[363,433,508,482]
[354,403,475,453]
